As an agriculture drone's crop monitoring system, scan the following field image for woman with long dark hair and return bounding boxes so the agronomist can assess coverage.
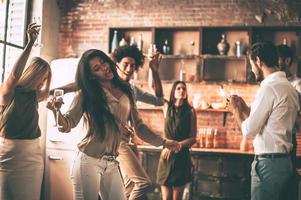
[157,81,196,200]
[0,23,52,200]
[47,49,179,200]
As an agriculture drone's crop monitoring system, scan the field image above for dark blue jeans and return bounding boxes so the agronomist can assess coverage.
[251,157,292,200]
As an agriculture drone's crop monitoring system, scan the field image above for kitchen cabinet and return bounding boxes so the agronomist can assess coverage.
[137,146,254,200]
[109,26,301,82]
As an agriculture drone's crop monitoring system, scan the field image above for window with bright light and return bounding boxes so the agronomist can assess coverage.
[0,0,28,82]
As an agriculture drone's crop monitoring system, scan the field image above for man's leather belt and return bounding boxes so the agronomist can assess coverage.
[255,153,290,159]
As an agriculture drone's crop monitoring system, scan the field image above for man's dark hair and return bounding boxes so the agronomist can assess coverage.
[247,41,278,68]
[111,45,145,70]
[276,44,294,65]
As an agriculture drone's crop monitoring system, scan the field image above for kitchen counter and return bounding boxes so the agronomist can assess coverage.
[137,145,254,155]
[137,144,253,199]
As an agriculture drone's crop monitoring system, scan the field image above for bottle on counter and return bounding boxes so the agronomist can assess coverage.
[201,129,206,148]
[213,128,219,148]
[205,128,213,148]
[198,128,205,148]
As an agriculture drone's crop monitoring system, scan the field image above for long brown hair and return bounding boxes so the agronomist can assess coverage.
[76,49,133,141]
[18,57,52,91]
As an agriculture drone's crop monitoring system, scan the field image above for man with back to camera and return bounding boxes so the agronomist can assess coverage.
[111,44,165,200]
[227,41,299,200]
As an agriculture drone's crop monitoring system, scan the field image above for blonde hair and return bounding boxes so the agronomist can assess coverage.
[18,57,52,91]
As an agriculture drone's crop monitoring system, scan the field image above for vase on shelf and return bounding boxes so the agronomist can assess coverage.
[137,34,143,51]
[162,39,171,54]
[119,38,128,47]
[111,30,119,53]
[217,34,229,55]
[130,36,136,46]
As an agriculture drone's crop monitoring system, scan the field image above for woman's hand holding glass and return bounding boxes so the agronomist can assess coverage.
[120,122,135,144]
[46,89,64,128]
[26,23,41,45]
[32,17,43,48]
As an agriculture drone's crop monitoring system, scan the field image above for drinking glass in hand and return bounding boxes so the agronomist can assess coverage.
[53,89,64,128]
[127,121,135,146]
[32,17,43,48]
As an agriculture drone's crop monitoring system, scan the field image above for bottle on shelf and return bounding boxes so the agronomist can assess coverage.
[137,34,143,52]
[147,44,156,89]
[282,37,288,45]
[162,39,171,54]
[130,36,136,46]
[235,41,241,57]
[217,34,229,55]
[119,37,128,47]
[190,40,195,55]
[179,59,186,81]
[111,30,119,53]
[213,129,219,148]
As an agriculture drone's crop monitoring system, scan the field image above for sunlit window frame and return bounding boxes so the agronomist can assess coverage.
[0,0,29,82]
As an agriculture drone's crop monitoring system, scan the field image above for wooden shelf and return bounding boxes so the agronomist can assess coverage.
[200,55,246,60]
[196,108,228,112]
[161,54,199,59]
[109,26,301,82]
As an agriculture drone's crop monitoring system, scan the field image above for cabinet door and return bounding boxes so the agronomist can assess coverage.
[45,149,76,200]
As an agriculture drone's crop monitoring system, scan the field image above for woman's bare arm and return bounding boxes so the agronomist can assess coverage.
[0,23,40,104]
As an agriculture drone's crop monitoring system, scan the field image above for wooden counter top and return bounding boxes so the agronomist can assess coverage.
[137,145,254,155]
[137,106,229,113]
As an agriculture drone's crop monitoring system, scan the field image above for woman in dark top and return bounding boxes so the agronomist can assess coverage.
[0,23,52,200]
[157,81,196,200]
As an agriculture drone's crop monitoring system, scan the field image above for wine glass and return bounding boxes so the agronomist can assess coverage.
[127,121,135,146]
[32,17,44,48]
[53,89,64,128]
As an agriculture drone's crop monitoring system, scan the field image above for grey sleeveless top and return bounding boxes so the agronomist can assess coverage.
[0,86,40,139]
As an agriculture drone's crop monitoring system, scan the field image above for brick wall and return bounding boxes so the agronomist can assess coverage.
[57,0,301,152]
[138,82,301,154]
[58,0,301,57]
[137,82,258,150]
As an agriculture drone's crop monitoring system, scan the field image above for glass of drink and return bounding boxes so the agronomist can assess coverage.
[32,17,43,48]
[53,89,64,128]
